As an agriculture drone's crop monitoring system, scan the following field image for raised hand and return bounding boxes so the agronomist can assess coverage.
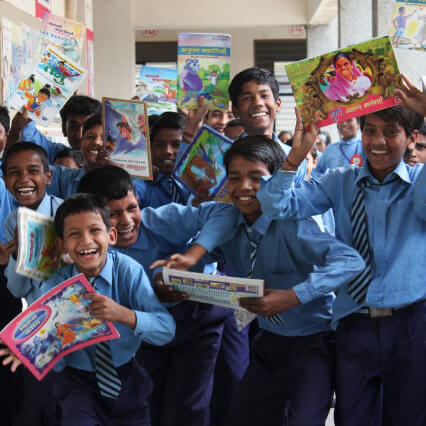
[395,74,426,117]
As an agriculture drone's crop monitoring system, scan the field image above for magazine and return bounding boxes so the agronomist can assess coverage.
[177,33,231,110]
[390,0,425,51]
[162,267,264,310]
[10,47,86,127]
[38,12,86,62]
[138,66,177,115]
[16,208,61,281]
[285,36,402,128]
[102,97,153,180]
[0,274,120,381]
[174,125,233,197]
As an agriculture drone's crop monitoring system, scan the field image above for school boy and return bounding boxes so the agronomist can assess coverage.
[406,118,426,165]
[256,106,426,426]
[77,165,239,426]
[53,148,81,169]
[7,95,101,163]
[45,193,175,425]
[1,142,62,426]
[161,136,364,426]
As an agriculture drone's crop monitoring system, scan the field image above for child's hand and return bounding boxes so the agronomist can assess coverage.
[395,74,426,117]
[7,107,31,146]
[150,250,201,271]
[85,294,137,329]
[191,190,213,207]
[283,108,319,171]
[0,345,22,373]
[239,288,300,316]
[0,240,16,265]
[152,272,188,303]
[182,96,208,142]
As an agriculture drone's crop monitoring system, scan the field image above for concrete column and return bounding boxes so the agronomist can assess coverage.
[92,0,135,99]
[338,0,373,47]
[307,16,338,57]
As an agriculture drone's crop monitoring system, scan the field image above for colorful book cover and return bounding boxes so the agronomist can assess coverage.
[163,267,264,310]
[10,47,86,127]
[103,97,153,180]
[177,33,231,111]
[174,125,233,197]
[286,36,402,128]
[0,274,120,381]
[16,208,61,281]
[390,0,426,51]
[214,181,232,203]
[138,66,177,115]
[39,12,86,62]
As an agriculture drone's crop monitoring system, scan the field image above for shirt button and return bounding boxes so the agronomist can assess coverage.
[247,227,253,233]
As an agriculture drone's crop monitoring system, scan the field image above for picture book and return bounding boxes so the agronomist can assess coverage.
[390,0,425,51]
[38,12,86,63]
[103,97,153,180]
[16,208,61,281]
[0,274,120,381]
[138,66,177,115]
[177,33,231,111]
[10,47,86,127]
[286,36,402,128]
[174,125,233,197]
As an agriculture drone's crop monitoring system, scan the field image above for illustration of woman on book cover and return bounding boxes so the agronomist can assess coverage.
[321,52,372,103]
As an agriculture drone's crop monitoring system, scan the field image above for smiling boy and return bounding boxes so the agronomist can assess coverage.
[257,105,426,426]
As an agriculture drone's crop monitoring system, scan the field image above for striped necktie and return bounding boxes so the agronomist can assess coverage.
[347,179,372,304]
[168,176,181,204]
[245,225,283,325]
[91,279,122,399]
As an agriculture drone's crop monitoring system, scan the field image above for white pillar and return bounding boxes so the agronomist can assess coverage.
[307,16,338,57]
[338,0,373,47]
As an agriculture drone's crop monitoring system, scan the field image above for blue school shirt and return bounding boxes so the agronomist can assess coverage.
[414,165,426,220]
[47,165,86,199]
[21,121,67,164]
[41,250,176,372]
[0,179,12,243]
[115,202,240,280]
[210,213,364,336]
[4,193,63,305]
[134,172,191,209]
[312,138,364,178]
[257,161,426,327]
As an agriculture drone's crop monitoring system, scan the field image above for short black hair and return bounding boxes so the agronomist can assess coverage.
[54,148,78,162]
[226,118,244,128]
[55,193,110,239]
[229,68,280,106]
[59,95,101,127]
[1,142,49,175]
[360,105,423,138]
[148,114,161,130]
[416,119,426,136]
[150,112,186,141]
[0,105,10,134]
[82,114,103,138]
[77,165,136,201]
[223,135,284,175]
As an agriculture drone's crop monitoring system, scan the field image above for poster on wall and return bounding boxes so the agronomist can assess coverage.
[86,29,95,97]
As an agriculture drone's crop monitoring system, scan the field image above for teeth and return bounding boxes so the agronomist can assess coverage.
[238,196,252,201]
[17,187,35,195]
[371,150,388,154]
[251,112,267,118]
[89,150,98,154]
[79,248,97,255]
[118,226,134,235]
[163,160,174,165]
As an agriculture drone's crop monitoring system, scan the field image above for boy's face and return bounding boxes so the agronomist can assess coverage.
[63,114,89,150]
[151,128,182,175]
[362,114,408,181]
[0,122,7,154]
[107,191,141,248]
[232,81,281,137]
[407,131,426,165]
[54,156,80,169]
[227,154,271,225]
[204,109,234,134]
[4,150,51,209]
[59,211,117,278]
[81,124,104,167]
[337,118,359,141]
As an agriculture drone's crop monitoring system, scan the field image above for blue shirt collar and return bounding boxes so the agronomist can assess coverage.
[355,160,412,186]
[36,192,52,213]
[71,251,114,286]
[237,213,273,236]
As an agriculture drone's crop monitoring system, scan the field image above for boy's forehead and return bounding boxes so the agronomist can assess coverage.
[107,190,139,208]
[64,210,104,226]
[363,114,403,129]
[6,150,44,168]
[228,154,270,174]
[239,81,273,95]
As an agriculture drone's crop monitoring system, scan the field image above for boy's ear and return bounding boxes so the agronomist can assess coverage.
[108,226,117,246]
[56,237,65,253]
[45,168,53,185]
[275,97,282,112]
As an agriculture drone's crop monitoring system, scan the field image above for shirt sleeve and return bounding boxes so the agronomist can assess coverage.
[5,257,34,299]
[289,219,365,303]
[257,170,336,220]
[21,121,67,164]
[414,164,426,221]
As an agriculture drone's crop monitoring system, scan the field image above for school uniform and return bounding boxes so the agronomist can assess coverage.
[47,165,86,199]
[257,161,426,426]
[115,201,239,426]
[42,250,176,426]
[210,213,364,426]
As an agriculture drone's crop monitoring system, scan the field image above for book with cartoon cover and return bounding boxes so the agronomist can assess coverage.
[0,274,120,381]
[16,207,61,281]
[177,33,231,110]
[10,47,86,126]
[174,125,233,197]
[285,36,402,128]
[138,66,177,115]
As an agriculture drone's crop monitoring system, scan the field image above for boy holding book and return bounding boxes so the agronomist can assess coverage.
[256,105,426,425]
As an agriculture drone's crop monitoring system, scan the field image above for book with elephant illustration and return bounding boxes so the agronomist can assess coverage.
[177,33,231,111]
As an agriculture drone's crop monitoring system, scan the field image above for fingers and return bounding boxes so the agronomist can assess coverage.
[150,259,168,269]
